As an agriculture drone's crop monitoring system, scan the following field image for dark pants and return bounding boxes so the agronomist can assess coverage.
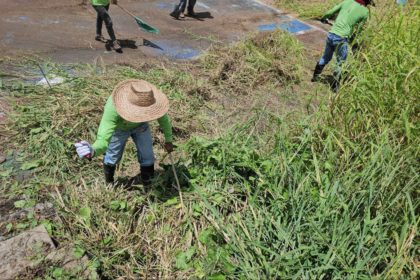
[93,4,116,41]
[179,0,196,12]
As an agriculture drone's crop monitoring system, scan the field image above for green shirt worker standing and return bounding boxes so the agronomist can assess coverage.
[91,0,122,51]
[312,0,373,91]
[75,79,174,185]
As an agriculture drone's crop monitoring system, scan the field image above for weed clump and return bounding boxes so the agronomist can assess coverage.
[204,30,304,95]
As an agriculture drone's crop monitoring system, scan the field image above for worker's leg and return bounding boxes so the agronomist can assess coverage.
[94,6,104,37]
[332,39,348,92]
[335,40,348,75]
[312,33,335,81]
[319,33,336,66]
[103,129,130,183]
[93,4,116,42]
[131,123,155,185]
[188,0,196,13]
[179,0,188,12]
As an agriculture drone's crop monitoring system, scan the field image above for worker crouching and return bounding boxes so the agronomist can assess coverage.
[75,79,174,185]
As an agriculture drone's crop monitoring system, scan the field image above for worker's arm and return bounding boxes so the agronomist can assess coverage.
[92,98,119,157]
[322,2,344,20]
[157,114,174,152]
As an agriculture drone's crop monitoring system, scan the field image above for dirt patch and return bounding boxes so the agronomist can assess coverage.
[0,0,327,64]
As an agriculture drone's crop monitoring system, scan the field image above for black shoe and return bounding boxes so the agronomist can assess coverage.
[170,5,181,19]
[186,10,196,17]
[311,63,325,82]
[170,10,181,19]
[140,165,155,186]
[104,164,116,184]
[95,35,105,42]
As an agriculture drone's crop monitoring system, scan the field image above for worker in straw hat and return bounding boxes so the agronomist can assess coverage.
[74,79,174,185]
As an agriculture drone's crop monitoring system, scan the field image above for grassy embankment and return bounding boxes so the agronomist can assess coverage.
[0,1,418,279]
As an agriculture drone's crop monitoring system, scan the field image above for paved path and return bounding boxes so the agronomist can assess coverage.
[0,0,327,64]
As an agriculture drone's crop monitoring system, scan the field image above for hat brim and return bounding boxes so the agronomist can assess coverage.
[112,79,169,123]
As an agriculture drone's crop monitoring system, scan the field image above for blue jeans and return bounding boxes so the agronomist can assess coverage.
[319,32,348,75]
[103,123,155,167]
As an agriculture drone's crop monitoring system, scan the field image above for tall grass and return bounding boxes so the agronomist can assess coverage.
[178,4,419,278]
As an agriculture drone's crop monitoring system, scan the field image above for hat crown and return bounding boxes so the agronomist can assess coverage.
[128,81,156,107]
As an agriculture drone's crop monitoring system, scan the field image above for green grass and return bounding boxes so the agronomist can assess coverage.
[0,3,418,279]
[275,0,341,18]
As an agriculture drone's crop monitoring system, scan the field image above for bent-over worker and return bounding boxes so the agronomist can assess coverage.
[312,0,374,91]
[75,79,174,185]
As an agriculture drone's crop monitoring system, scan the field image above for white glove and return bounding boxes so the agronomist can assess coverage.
[74,141,94,159]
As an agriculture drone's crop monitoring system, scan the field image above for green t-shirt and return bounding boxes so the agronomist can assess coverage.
[92,96,173,156]
[322,0,369,38]
[91,0,110,6]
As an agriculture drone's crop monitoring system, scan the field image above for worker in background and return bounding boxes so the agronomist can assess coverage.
[170,0,197,19]
[91,0,122,51]
[311,0,374,91]
[75,79,174,185]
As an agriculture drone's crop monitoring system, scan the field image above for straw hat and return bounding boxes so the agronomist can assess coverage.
[112,79,169,123]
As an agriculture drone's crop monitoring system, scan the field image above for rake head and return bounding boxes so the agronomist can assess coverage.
[134,17,160,34]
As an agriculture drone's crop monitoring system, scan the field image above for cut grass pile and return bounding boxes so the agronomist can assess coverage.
[0,4,418,279]
[204,31,304,95]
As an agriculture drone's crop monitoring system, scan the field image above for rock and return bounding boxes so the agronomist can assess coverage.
[0,202,56,224]
[46,246,98,279]
[36,75,65,86]
[0,225,55,280]
[0,224,97,279]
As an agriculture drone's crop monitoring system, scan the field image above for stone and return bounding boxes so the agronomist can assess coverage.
[0,202,56,224]
[46,246,98,279]
[0,225,55,280]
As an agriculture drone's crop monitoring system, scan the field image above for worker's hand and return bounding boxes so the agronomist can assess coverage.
[111,0,118,5]
[74,141,94,159]
[164,142,174,153]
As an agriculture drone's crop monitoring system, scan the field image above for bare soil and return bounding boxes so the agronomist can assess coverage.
[0,0,279,64]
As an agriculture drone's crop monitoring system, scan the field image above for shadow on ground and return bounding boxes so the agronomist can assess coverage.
[115,162,191,202]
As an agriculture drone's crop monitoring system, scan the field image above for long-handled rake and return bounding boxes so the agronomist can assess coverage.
[116,4,159,34]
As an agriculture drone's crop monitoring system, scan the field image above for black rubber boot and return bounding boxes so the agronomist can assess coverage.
[187,8,196,17]
[331,71,341,93]
[331,78,340,93]
[311,63,325,82]
[103,164,116,184]
[140,165,155,186]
